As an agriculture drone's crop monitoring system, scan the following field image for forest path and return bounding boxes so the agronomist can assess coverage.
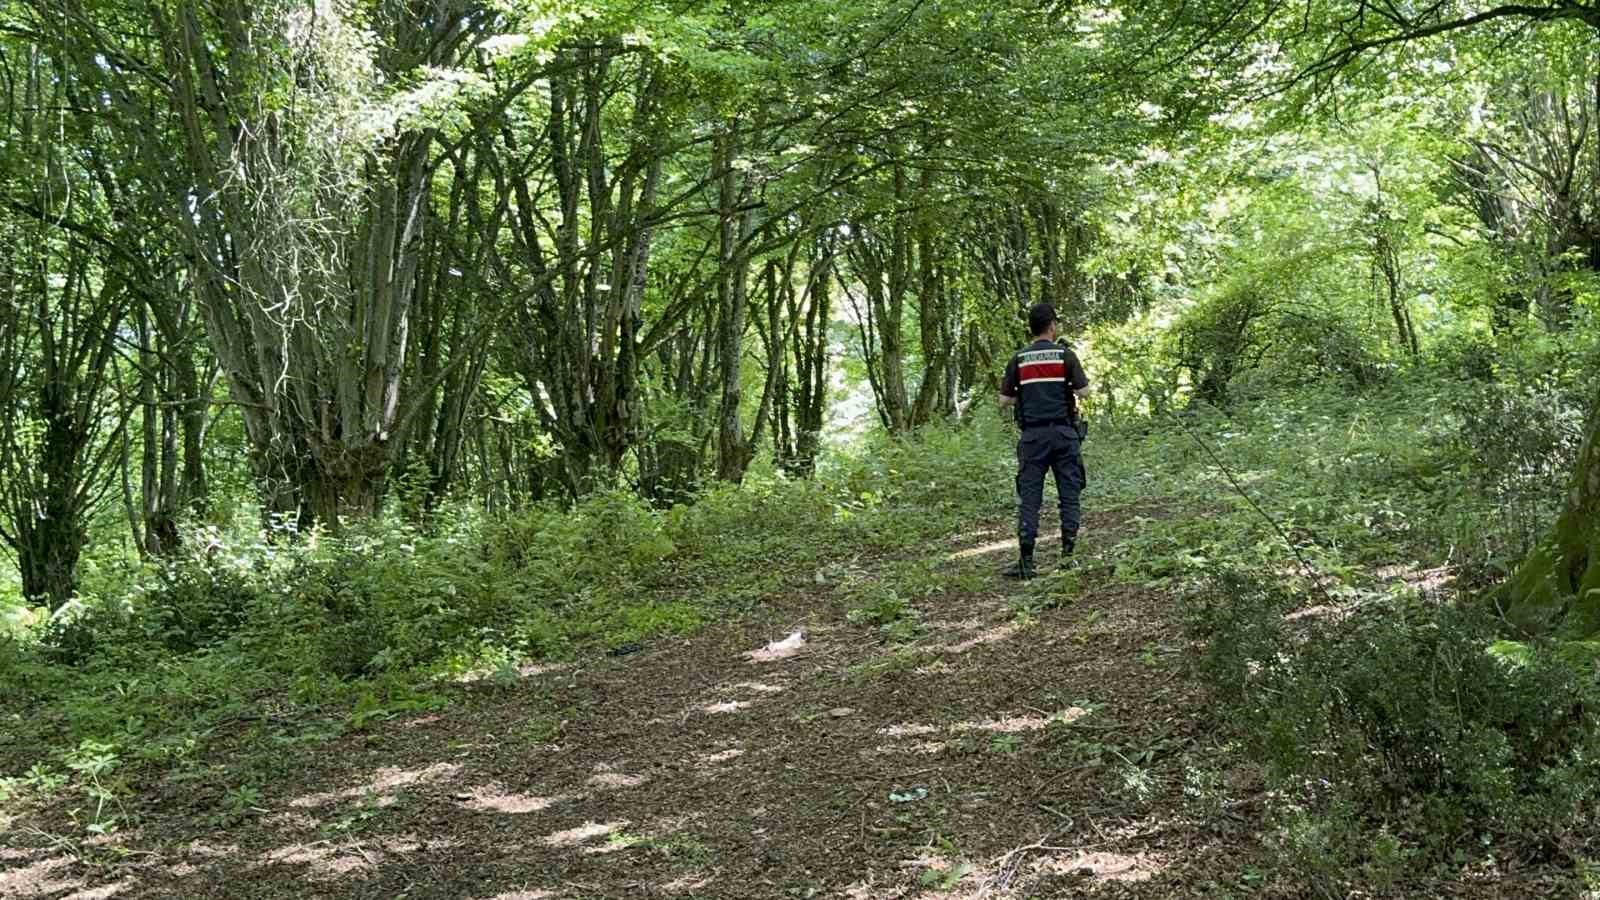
[4,501,1248,900]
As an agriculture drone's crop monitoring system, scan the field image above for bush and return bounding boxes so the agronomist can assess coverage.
[1191,569,1600,884]
[1445,335,1596,560]
[1169,281,1274,408]
[1268,309,1387,388]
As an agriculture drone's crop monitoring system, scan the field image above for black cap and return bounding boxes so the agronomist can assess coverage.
[1028,303,1057,337]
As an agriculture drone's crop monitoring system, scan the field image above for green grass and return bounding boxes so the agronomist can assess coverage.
[1086,378,1514,596]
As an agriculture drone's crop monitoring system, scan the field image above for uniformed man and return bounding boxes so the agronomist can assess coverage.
[998,302,1089,579]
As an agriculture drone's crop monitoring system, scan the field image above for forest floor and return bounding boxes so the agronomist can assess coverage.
[2,498,1268,900]
[0,494,1579,899]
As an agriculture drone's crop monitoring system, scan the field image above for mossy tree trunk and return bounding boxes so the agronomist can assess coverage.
[1497,390,1600,636]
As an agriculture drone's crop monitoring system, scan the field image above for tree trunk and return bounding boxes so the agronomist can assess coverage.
[128,0,498,530]
[714,123,772,484]
[135,302,181,555]
[500,47,666,497]
[0,40,141,605]
[777,233,835,477]
[910,168,951,426]
[16,498,84,611]
[795,239,835,476]
[843,164,916,433]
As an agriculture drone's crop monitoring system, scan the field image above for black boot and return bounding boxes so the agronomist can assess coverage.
[1002,542,1037,580]
[1059,533,1077,571]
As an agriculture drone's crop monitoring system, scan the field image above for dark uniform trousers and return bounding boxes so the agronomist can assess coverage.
[1016,423,1085,546]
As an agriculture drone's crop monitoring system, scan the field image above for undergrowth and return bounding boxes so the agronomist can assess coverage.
[1188,570,1600,893]
[4,337,1595,897]
[1075,342,1599,891]
[1119,338,1600,892]
[0,422,1017,819]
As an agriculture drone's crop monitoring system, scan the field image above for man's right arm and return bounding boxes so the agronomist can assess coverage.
[1068,352,1090,399]
[998,356,1019,407]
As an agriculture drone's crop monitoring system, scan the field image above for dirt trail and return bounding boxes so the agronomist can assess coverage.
[3,504,1245,899]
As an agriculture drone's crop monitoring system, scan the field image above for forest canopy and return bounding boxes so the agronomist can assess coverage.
[6,0,1590,585]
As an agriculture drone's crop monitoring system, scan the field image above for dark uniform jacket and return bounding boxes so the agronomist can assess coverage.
[999,340,1089,427]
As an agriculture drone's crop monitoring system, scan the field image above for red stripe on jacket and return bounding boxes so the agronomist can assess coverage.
[1018,361,1066,382]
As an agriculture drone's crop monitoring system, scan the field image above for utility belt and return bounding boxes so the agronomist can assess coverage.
[1020,417,1088,440]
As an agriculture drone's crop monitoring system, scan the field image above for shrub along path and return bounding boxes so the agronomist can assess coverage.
[0,500,1576,899]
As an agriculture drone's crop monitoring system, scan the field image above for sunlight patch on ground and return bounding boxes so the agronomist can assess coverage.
[484,891,558,900]
[580,836,634,856]
[874,710,1086,754]
[0,856,79,898]
[61,883,130,899]
[947,537,1017,561]
[457,785,571,814]
[952,714,1049,734]
[262,811,321,831]
[694,745,745,770]
[1376,562,1453,593]
[1038,851,1165,883]
[942,622,1022,654]
[897,854,981,894]
[258,844,372,880]
[869,740,948,756]
[256,836,443,881]
[182,841,239,858]
[289,762,461,809]
[661,874,714,894]
[454,662,572,683]
[580,816,699,856]
[947,532,1057,561]
[588,765,648,790]
[924,617,986,633]
[702,700,753,714]
[544,820,627,848]
[878,722,939,738]
[733,681,786,694]
[1283,603,1355,623]
[951,707,1089,734]
[952,527,1003,544]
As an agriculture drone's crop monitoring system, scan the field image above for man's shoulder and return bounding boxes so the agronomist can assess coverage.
[1017,340,1067,357]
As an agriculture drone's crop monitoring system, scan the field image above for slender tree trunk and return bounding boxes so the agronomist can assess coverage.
[714,123,768,483]
[844,165,916,433]
[793,238,834,476]
[136,301,181,555]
